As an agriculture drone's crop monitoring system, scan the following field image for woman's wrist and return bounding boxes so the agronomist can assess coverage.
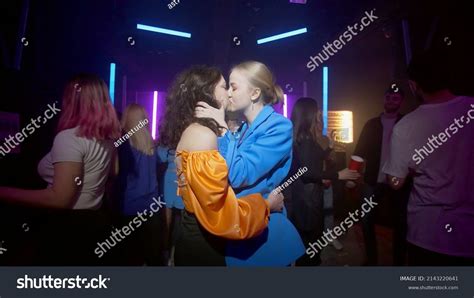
[263,197,271,215]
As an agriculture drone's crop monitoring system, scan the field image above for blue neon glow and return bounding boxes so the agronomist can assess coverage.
[109,63,116,104]
[137,23,191,38]
[323,66,328,136]
[257,27,307,44]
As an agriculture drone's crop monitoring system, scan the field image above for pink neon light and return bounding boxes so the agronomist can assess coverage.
[283,94,288,118]
[152,91,158,139]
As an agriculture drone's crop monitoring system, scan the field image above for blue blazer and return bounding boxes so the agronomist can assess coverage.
[218,105,305,266]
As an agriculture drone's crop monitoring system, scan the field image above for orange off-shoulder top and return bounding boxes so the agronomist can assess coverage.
[175,150,270,240]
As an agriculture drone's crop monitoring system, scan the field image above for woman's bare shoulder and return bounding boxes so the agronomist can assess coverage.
[178,123,218,151]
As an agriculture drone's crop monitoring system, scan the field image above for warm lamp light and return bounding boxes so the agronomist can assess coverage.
[327,111,353,143]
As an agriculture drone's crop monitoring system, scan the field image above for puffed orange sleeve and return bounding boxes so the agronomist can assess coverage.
[177,150,270,240]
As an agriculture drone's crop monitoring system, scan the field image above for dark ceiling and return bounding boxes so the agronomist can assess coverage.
[0,0,472,187]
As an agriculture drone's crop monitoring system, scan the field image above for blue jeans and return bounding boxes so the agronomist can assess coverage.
[323,186,335,231]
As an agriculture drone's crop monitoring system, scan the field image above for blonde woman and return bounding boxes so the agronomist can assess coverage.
[195,61,306,266]
[159,65,284,266]
[116,104,164,265]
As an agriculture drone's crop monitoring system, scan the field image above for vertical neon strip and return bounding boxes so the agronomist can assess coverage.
[283,94,288,118]
[323,66,328,136]
[152,91,158,139]
[109,63,116,104]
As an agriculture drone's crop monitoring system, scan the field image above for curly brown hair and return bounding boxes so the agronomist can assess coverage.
[158,65,223,149]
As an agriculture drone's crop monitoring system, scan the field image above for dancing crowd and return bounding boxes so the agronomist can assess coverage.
[0,48,472,266]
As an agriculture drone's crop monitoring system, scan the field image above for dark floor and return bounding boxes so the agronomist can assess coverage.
[321,223,395,266]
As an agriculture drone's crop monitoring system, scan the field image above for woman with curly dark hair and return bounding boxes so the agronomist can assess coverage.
[158,65,284,266]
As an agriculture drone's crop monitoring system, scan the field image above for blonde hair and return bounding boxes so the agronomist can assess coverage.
[231,61,284,105]
[121,104,154,155]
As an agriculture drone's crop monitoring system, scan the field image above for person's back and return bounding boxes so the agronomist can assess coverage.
[384,49,474,262]
[174,122,273,265]
[177,123,217,152]
[117,104,159,215]
[0,73,122,265]
[388,96,474,257]
[116,104,163,265]
[38,127,115,210]
[117,141,159,214]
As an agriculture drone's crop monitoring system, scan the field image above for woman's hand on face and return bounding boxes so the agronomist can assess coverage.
[267,190,284,212]
[194,101,228,129]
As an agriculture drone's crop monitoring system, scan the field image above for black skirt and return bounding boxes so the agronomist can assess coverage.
[174,210,225,266]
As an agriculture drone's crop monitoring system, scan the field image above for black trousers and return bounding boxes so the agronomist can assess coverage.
[33,208,117,266]
[407,243,474,266]
[174,210,225,266]
[0,203,42,265]
[118,210,165,266]
[295,229,322,266]
[361,182,409,265]
[290,183,324,266]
